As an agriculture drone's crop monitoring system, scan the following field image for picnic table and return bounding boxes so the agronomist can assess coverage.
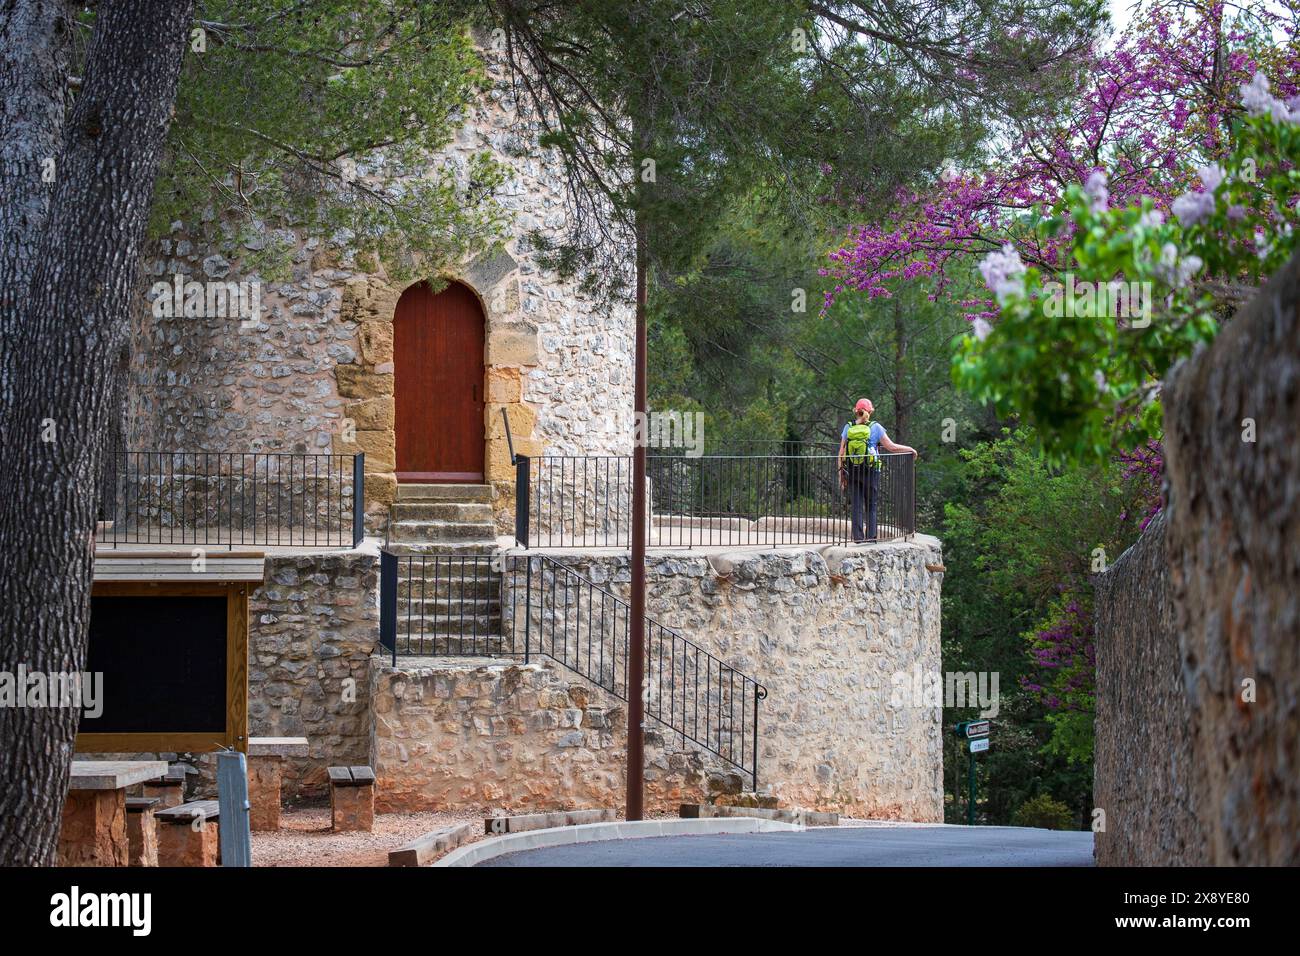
[57,760,168,866]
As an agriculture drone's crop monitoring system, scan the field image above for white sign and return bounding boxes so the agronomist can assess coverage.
[970,738,990,753]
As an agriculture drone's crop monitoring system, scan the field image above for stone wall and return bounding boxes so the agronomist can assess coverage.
[373,659,721,813]
[1094,511,1207,865]
[126,43,634,537]
[1093,252,1300,866]
[374,538,945,817]
[545,540,946,818]
[247,547,381,800]
[1160,251,1300,865]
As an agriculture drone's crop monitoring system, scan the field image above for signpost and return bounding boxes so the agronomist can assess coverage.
[953,720,992,825]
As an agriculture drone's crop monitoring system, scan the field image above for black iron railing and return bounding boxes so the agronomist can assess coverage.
[98,449,364,548]
[514,451,915,549]
[377,548,766,787]
[507,554,765,787]
[379,551,506,657]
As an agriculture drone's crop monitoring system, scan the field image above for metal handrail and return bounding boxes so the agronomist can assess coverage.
[98,447,365,549]
[516,450,916,549]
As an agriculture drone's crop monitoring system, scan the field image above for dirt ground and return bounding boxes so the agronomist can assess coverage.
[251,807,486,867]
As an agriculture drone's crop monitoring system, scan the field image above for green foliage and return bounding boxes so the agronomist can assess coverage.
[955,110,1300,464]
[154,1,508,279]
[1012,792,1076,830]
[935,428,1146,820]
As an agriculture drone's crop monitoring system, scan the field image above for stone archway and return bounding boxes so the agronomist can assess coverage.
[332,248,545,534]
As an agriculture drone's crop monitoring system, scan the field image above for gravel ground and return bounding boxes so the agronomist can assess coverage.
[252,808,486,867]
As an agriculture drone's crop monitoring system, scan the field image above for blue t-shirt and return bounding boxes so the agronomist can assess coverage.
[842,421,885,454]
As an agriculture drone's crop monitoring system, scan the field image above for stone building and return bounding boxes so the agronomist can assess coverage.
[100,48,945,822]
[127,49,635,538]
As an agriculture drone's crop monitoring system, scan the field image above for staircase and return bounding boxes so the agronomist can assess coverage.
[378,487,768,787]
[387,483,499,554]
[386,484,505,655]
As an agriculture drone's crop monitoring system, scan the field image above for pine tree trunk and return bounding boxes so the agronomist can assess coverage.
[0,0,73,382]
[0,0,194,867]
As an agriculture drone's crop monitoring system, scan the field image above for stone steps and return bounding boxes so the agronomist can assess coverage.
[385,540,499,556]
[396,578,500,599]
[387,484,506,655]
[398,612,503,634]
[390,519,495,543]
[394,635,511,655]
[396,483,492,503]
[390,501,494,522]
[396,596,501,615]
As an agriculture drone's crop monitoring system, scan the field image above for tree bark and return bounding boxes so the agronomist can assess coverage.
[0,0,74,398]
[0,0,194,866]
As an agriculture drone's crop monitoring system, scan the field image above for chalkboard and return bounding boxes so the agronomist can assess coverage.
[83,595,228,734]
[77,581,248,753]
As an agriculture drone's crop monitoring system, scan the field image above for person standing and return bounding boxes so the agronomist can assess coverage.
[838,398,918,542]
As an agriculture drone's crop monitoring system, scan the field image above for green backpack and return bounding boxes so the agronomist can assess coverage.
[845,422,879,467]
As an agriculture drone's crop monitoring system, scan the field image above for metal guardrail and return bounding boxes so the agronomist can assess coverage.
[514,451,915,549]
[97,449,364,548]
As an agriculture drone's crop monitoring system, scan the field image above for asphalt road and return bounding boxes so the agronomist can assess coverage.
[478,824,1095,867]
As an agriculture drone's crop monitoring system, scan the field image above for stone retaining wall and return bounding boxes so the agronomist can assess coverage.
[1093,512,1207,865]
[246,547,380,800]
[373,659,721,813]
[1093,252,1300,866]
[376,537,945,818]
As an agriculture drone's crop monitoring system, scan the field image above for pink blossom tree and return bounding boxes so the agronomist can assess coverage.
[824,0,1298,321]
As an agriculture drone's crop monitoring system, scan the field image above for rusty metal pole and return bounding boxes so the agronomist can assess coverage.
[627,214,648,822]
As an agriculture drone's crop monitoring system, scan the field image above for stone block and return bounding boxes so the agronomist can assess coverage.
[365,471,398,506]
[345,396,394,432]
[335,364,393,399]
[331,781,375,833]
[57,790,128,867]
[142,779,185,809]
[126,802,159,867]
[340,276,400,323]
[357,321,394,365]
[486,366,522,403]
[486,324,540,366]
[157,820,219,867]
[464,244,518,293]
[334,428,394,473]
[487,402,537,441]
[248,755,283,832]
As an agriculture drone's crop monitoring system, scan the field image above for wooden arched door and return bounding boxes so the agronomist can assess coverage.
[393,281,485,482]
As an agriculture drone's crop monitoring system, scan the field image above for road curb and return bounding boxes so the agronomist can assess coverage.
[433,817,800,867]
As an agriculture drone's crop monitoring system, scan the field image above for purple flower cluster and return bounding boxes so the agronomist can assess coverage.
[823,3,1300,327]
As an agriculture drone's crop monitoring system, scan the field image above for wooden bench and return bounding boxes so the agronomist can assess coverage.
[328,766,375,833]
[156,800,220,867]
[246,736,309,831]
[125,796,161,867]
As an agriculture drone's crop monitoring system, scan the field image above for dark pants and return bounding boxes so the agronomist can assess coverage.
[848,463,879,543]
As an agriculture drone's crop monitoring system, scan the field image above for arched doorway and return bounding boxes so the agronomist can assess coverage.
[393,280,485,482]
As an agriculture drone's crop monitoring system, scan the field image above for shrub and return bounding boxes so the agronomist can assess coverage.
[1013,793,1075,830]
